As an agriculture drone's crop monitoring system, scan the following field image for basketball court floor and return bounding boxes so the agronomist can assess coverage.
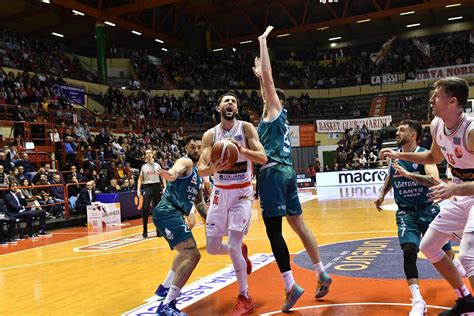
[0,184,462,315]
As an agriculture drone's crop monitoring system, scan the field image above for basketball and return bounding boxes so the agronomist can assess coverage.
[211,139,239,167]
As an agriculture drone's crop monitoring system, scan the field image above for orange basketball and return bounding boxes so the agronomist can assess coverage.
[211,139,239,168]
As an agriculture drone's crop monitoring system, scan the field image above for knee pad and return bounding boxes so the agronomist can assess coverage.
[402,243,419,280]
[420,237,445,263]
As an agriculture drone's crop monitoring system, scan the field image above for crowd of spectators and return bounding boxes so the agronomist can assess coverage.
[130,51,164,89]
[325,125,385,172]
[129,30,472,90]
[0,28,98,83]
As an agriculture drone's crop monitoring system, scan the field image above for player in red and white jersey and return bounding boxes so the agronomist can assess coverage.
[198,92,267,316]
[381,77,474,315]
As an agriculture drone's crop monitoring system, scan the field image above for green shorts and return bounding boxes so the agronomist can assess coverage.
[153,204,193,250]
[396,203,451,251]
[258,164,302,218]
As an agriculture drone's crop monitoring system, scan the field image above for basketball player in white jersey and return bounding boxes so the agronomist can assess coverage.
[381,77,474,315]
[198,92,267,316]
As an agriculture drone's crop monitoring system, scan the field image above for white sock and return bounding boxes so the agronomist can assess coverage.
[239,288,249,298]
[282,270,295,292]
[162,270,175,288]
[408,284,422,301]
[163,285,181,304]
[454,284,471,299]
[313,262,325,279]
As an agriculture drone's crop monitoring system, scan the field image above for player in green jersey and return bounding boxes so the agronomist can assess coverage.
[254,26,332,313]
[154,135,206,316]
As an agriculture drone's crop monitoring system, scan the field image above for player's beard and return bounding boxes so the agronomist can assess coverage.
[187,152,200,162]
[396,136,409,147]
[221,107,237,121]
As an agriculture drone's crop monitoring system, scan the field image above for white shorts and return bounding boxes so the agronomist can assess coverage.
[206,185,253,237]
[430,195,474,239]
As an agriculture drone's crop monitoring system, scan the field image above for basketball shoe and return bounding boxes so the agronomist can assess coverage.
[230,294,255,316]
[282,283,304,312]
[315,271,332,299]
[439,296,474,316]
[241,243,252,275]
[156,300,187,316]
[409,299,427,316]
[155,284,169,299]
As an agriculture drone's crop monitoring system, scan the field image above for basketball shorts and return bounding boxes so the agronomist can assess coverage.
[206,185,253,237]
[429,195,474,239]
[153,206,193,250]
[258,164,302,218]
[396,203,451,251]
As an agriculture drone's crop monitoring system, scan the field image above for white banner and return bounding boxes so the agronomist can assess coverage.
[409,63,474,82]
[370,73,406,85]
[289,125,300,147]
[316,168,389,187]
[87,202,121,228]
[316,116,392,133]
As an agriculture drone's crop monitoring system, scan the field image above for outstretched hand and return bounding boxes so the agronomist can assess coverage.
[259,25,274,41]
[428,181,456,202]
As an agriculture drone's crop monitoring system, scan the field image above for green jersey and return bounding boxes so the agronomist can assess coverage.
[389,147,431,207]
[257,108,292,166]
[158,164,201,216]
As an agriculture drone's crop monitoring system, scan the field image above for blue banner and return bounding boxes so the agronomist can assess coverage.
[52,84,85,105]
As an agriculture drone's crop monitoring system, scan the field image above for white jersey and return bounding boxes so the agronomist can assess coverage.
[432,114,474,184]
[211,120,252,187]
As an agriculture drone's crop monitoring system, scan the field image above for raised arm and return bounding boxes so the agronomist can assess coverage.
[392,160,442,188]
[158,157,192,182]
[258,26,282,117]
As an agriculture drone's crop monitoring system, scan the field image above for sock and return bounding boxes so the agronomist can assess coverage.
[162,270,175,288]
[163,285,181,304]
[454,284,471,299]
[239,288,249,298]
[282,270,295,292]
[313,261,325,279]
[408,284,422,301]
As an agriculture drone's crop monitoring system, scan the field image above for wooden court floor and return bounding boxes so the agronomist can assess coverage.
[0,185,462,315]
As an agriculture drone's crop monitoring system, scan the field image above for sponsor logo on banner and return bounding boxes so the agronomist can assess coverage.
[52,84,85,105]
[122,254,275,316]
[316,116,392,133]
[409,63,474,82]
[294,237,458,279]
[370,73,406,85]
[316,168,389,186]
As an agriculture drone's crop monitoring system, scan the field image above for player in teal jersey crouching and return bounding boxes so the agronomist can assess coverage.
[375,120,464,316]
[153,135,206,316]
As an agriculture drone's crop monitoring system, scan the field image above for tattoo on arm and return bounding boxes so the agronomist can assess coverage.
[194,189,207,220]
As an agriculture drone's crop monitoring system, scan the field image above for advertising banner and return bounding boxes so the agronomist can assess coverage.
[315,168,389,186]
[370,73,406,85]
[87,202,121,228]
[52,84,85,105]
[408,64,474,82]
[316,116,392,133]
[289,125,315,147]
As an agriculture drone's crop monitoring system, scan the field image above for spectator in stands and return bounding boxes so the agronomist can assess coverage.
[67,175,81,197]
[111,136,125,156]
[16,166,26,182]
[64,136,78,165]
[0,164,9,198]
[20,178,43,211]
[12,105,25,139]
[4,182,48,237]
[104,178,121,193]
[14,152,35,179]
[120,179,133,192]
[49,174,65,218]
[74,181,95,223]
[0,151,12,174]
